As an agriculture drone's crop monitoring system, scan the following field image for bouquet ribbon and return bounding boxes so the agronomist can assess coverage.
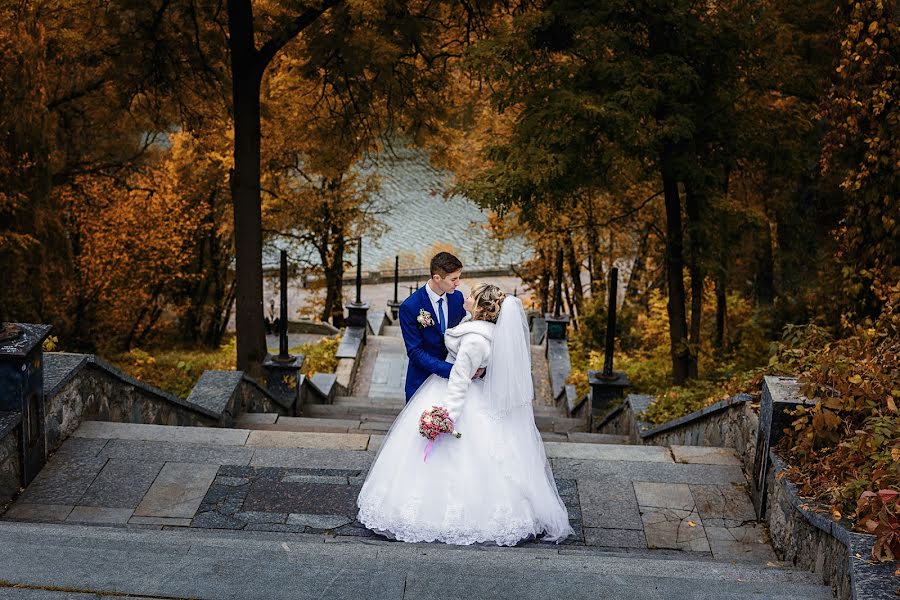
[423,439,435,463]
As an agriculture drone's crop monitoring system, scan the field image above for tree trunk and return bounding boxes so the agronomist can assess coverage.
[756,216,775,306]
[228,0,267,376]
[583,194,604,297]
[661,150,690,386]
[322,234,346,327]
[685,185,704,379]
[625,223,651,304]
[538,248,550,313]
[563,282,577,330]
[564,231,584,314]
[715,269,727,350]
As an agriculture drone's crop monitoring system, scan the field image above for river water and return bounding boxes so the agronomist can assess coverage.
[265,145,530,271]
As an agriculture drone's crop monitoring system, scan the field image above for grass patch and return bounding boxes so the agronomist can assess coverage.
[109,334,341,399]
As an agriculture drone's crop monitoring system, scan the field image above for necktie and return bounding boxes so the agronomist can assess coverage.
[437,297,446,333]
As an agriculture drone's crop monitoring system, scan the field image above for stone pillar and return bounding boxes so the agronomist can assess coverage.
[0,323,51,486]
[262,354,304,412]
[544,313,570,341]
[751,376,816,519]
[588,370,630,425]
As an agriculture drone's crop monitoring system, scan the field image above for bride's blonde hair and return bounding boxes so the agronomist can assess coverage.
[470,283,507,323]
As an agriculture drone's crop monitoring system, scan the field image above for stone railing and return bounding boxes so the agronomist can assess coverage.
[187,371,290,422]
[768,451,895,600]
[42,353,287,454]
[599,379,898,599]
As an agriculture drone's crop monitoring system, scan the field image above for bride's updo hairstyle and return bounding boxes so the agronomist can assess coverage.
[470,283,507,323]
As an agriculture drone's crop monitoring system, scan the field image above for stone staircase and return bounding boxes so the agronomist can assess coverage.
[0,419,833,599]
[0,325,835,599]
[234,398,626,444]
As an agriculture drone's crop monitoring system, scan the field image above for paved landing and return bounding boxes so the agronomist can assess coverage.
[4,424,773,562]
[351,333,408,399]
[0,521,832,600]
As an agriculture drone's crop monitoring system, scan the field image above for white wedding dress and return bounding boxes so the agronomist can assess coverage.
[356,296,574,546]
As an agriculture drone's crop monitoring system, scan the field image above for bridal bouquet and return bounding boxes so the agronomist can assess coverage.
[419,406,460,462]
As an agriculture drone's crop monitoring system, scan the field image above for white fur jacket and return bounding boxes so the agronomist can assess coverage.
[442,318,494,423]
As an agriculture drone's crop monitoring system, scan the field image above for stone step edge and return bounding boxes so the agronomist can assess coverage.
[0,521,829,587]
[235,418,628,444]
[71,421,658,457]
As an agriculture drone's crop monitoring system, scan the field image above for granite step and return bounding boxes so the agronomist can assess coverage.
[333,395,406,407]
[233,415,619,444]
[0,521,834,600]
[308,400,588,433]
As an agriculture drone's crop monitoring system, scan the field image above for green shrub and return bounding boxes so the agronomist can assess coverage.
[293,335,341,377]
[109,337,237,399]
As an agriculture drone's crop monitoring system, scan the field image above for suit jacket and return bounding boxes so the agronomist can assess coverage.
[398,285,466,401]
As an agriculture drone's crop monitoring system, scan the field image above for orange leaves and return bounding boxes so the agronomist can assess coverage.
[779,283,900,562]
[855,488,900,562]
[58,147,214,349]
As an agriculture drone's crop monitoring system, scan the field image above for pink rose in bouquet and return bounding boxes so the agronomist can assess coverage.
[418,406,460,462]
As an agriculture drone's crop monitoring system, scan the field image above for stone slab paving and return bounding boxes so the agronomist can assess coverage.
[245,431,370,450]
[134,462,219,519]
[17,456,108,505]
[5,503,74,522]
[99,439,255,466]
[66,506,133,525]
[4,424,790,569]
[367,344,408,399]
[277,416,362,430]
[78,460,163,508]
[578,480,644,531]
[74,421,250,446]
[350,334,408,400]
[544,442,672,462]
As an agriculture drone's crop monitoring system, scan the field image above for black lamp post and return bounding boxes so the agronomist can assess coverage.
[345,237,370,330]
[262,250,304,413]
[588,267,630,427]
[387,254,401,320]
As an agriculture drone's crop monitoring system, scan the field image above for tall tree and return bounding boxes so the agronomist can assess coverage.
[222,0,494,374]
[820,0,899,319]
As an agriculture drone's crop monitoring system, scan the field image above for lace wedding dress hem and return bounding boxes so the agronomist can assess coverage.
[357,500,573,547]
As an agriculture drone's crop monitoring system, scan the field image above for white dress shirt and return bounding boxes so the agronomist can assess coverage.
[425,283,450,330]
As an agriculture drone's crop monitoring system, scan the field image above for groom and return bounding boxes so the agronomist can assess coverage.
[398,252,467,402]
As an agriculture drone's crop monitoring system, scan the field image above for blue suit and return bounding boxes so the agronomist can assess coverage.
[399,286,466,402]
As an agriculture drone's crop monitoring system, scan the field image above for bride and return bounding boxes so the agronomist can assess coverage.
[356,283,573,546]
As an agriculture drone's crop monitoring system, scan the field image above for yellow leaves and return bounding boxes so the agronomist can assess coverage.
[41,335,59,352]
[888,397,898,413]
[868,21,879,34]
[890,448,900,462]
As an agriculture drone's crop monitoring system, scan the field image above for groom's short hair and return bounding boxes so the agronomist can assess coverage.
[430,252,463,276]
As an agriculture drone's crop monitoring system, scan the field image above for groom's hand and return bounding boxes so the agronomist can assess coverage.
[472,368,486,380]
